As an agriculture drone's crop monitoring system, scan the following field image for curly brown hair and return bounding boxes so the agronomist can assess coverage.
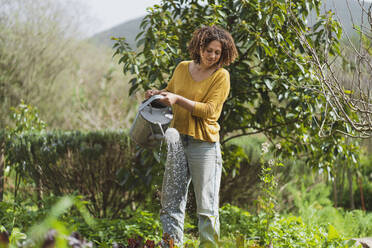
[188,25,238,67]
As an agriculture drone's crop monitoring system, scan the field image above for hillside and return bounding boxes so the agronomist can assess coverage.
[90,0,371,48]
[89,16,143,48]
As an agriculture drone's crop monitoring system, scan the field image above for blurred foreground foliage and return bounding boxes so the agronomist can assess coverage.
[0,197,368,247]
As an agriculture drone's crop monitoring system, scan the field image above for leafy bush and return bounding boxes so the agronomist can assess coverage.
[1,198,366,247]
[285,182,372,238]
[268,216,359,248]
[68,209,162,246]
[3,130,165,218]
[0,195,161,247]
[220,136,265,208]
[1,195,95,247]
[220,204,263,239]
[220,204,362,248]
[299,205,372,238]
[0,200,46,232]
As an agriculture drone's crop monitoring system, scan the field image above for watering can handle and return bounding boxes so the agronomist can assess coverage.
[137,94,165,113]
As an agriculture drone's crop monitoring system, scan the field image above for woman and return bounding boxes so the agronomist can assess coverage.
[146,25,237,247]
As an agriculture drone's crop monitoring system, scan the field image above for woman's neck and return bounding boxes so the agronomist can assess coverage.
[194,61,216,72]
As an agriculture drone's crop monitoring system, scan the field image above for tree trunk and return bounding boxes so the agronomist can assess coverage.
[36,177,43,208]
[357,175,366,211]
[333,178,338,207]
[339,163,346,206]
[364,138,372,155]
[347,167,355,209]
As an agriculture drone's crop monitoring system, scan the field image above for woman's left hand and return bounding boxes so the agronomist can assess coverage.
[159,92,179,106]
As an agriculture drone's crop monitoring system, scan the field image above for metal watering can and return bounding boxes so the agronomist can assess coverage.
[129,95,173,148]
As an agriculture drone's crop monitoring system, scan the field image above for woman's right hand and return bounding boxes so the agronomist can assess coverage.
[145,89,161,99]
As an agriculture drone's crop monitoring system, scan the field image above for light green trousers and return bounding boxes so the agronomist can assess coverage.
[160,134,222,247]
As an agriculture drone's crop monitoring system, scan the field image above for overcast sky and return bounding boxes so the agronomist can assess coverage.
[73,0,162,35]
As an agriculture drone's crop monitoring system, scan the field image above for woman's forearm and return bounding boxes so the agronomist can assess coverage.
[175,95,195,113]
[147,89,195,113]
[158,91,195,112]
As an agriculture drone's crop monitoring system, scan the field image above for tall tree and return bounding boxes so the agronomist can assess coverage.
[114,0,359,173]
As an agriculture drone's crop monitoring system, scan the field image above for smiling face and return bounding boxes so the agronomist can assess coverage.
[200,40,222,68]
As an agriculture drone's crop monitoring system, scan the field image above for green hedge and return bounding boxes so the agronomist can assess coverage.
[2,130,164,218]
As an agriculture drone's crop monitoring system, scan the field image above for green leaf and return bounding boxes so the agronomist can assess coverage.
[217,9,226,17]
[327,224,339,241]
[343,89,352,94]
[264,79,273,90]
[296,62,305,74]
[9,228,27,245]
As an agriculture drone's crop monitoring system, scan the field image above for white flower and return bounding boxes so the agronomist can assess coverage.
[268,159,275,166]
[275,143,282,150]
[261,142,270,154]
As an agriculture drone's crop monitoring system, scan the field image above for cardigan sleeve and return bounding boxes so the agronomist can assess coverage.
[192,70,230,119]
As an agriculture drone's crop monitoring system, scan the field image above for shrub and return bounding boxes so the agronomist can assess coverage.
[0,196,161,247]
[268,215,360,248]
[220,204,257,237]
[282,181,372,238]
[220,204,361,248]
[3,130,164,218]
[68,208,162,246]
[220,136,264,208]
